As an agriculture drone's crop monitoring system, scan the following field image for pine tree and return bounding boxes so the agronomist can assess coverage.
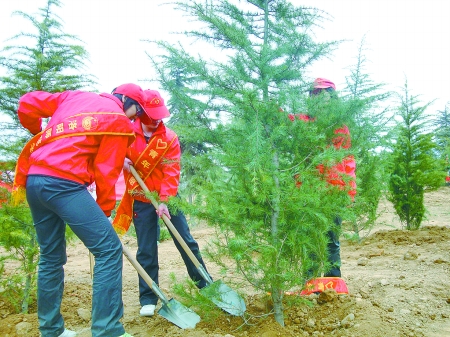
[387,82,445,230]
[341,37,393,241]
[163,68,211,204]
[0,194,38,314]
[146,0,348,325]
[433,103,450,174]
[0,0,95,148]
[0,0,94,313]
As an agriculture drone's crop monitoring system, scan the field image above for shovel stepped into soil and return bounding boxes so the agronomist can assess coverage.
[121,243,200,329]
[129,166,246,316]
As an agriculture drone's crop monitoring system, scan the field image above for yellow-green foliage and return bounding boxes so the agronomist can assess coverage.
[0,189,39,313]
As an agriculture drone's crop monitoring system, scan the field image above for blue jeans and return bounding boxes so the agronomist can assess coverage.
[133,200,210,306]
[26,175,125,337]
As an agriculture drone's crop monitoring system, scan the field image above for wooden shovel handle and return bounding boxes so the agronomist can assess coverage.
[121,242,168,303]
[89,252,94,279]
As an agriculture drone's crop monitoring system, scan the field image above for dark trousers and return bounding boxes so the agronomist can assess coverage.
[307,216,342,279]
[325,216,342,277]
[133,200,210,306]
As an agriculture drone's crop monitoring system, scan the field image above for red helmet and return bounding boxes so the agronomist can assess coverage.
[143,90,170,120]
[312,78,336,90]
[113,83,147,113]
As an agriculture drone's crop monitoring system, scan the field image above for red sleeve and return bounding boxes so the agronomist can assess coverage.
[159,136,181,202]
[94,135,130,216]
[343,156,357,200]
[17,91,67,135]
[332,125,351,149]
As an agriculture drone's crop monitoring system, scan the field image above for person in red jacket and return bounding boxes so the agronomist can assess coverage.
[14,83,147,337]
[113,89,211,317]
[290,78,356,279]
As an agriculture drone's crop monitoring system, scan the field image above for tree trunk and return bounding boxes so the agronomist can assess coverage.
[270,151,285,325]
[21,272,32,314]
[271,288,285,326]
[21,243,35,313]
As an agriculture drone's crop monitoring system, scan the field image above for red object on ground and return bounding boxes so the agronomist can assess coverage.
[296,277,349,295]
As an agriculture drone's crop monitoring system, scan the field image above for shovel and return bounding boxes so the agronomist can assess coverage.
[121,242,200,329]
[130,166,246,316]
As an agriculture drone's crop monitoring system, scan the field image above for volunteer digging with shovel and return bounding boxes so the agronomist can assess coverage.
[113,90,214,317]
[113,89,246,318]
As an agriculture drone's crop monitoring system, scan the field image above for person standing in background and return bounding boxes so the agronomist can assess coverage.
[289,78,356,279]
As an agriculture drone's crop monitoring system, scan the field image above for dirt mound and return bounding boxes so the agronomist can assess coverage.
[1,188,450,336]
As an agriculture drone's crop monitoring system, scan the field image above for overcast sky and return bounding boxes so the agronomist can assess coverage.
[1,0,449,113]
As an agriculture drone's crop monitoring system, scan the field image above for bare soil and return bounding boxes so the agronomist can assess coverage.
[1,187,450,337]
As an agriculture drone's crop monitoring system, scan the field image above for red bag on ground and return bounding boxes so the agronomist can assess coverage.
[298,277,349,295]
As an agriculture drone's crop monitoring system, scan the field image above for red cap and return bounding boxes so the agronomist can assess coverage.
[113,83,147,113]
[143,90,170,120]
[312,78,336,90]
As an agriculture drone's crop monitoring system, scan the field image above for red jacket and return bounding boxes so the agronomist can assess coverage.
[17,90,135,216]
[127,121,181,202]
[289,113,356,200]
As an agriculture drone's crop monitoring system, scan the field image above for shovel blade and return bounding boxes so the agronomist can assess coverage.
[201,280,246,316]
[158,298,201,329]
